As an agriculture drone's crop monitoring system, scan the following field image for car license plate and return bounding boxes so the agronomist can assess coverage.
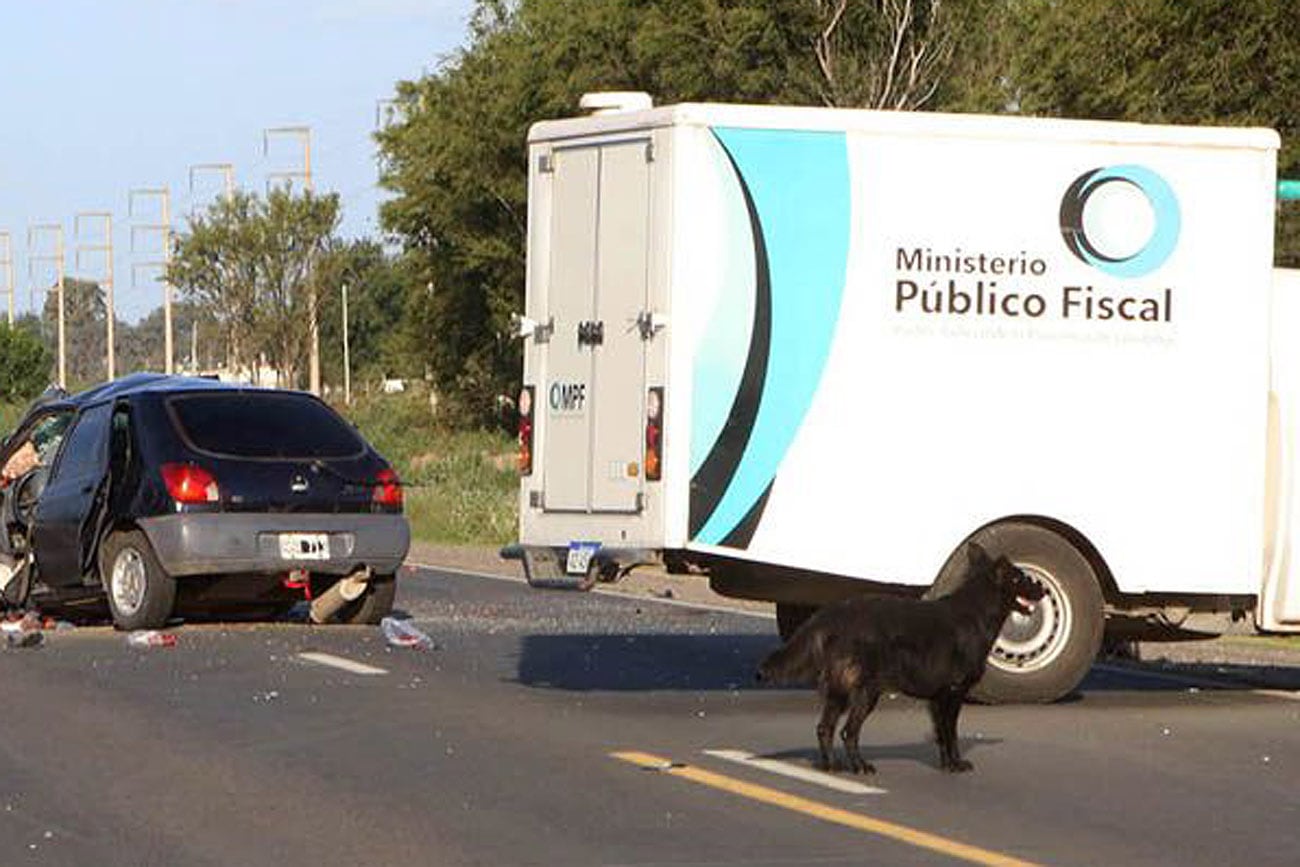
[279,533,330,561]
[565,541,600,575]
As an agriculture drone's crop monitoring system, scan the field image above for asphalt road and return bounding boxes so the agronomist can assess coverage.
[1,564,1298,867]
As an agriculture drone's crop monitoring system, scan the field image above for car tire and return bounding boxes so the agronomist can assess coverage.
[329,573,397,625]
[926,521,1104,704]
[100,529,177,631]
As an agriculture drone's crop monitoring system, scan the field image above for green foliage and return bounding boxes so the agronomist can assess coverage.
[339,390,518,545]
[1003,0,1300,264]
[315,240,417,388]
[168,188,341,388]
[0,322,53,402]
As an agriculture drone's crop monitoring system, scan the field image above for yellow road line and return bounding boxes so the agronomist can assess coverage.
[612,751,1044,867]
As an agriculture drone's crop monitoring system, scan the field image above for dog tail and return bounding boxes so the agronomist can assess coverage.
[755,622,824,685]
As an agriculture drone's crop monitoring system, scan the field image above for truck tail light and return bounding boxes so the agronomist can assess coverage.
[518,386,535,476]
[161,463,220,504]
[645,387,663,482]
[373,468,404,508]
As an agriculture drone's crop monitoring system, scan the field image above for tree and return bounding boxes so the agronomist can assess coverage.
[0,322,53,402]
[1002,0,1300,265]
[314,240,413,392]
[168,188,341,387]
[40,278,107,388]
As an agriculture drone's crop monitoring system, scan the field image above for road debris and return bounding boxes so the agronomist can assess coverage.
[2,611,44,648]
[380,616,436,650]
[126,630,178,648]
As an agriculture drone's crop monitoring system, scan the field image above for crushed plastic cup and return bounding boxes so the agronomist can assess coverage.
[126,630,178,649]
[380,616,434,650]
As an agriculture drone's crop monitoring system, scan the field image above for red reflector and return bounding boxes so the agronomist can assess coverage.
[160,463,220,504]
[518,386,535,476]
[373,468,403,508]
[645,387,663,482]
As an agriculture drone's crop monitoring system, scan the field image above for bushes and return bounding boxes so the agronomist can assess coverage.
[0,324,52,403]
[338,390,518,546]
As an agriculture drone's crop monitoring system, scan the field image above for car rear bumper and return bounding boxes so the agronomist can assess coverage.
[138,512,410,578]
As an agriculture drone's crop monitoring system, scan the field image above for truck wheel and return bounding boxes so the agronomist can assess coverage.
[100,529,177,631]
[335,573,398,625]
[928,521,1104,703]
[775,603,816,641]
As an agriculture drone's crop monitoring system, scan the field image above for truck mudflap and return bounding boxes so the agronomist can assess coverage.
[500,544,657,590]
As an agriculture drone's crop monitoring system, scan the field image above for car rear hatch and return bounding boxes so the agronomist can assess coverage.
[164,391,389,514]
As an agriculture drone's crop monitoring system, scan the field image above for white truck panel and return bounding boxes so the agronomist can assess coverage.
[523,102,1280,599]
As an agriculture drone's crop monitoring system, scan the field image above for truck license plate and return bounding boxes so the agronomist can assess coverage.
[279,533,330,561]
[566,541,600,575]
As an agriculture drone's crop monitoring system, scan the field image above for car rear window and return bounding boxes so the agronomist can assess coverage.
[167,393,366,459]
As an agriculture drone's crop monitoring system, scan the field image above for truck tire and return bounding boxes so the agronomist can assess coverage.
[927,521,1104,704]
[775,603,817,641]
[100,529,177,631]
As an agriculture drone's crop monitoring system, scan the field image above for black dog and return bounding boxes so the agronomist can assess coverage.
[756,542,1044,774]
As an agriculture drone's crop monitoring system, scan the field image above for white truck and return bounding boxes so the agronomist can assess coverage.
[502,93,1299,702]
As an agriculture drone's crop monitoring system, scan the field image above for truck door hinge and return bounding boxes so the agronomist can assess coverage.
[636,310,668,340]
[538,153,555,174]
[644,142,655,163]
[512,313,554,343]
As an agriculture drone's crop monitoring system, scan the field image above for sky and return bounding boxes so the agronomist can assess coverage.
[0,0,475,322]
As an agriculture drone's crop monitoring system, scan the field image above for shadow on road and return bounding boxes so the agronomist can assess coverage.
[1083,659,1300,693]
[515,633,780,691]
[514,634,1300,695]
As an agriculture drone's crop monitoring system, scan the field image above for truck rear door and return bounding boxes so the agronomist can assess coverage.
[539,139,651,514]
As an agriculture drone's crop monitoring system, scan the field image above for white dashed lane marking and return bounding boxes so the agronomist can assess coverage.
[704,749,887,795]
[297,651,388,676]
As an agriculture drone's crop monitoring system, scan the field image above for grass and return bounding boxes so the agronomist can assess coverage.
[335,390,520,547]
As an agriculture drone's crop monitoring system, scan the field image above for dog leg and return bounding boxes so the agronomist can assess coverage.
[840,686,880,775]
[931,692,973,773]
[815,692,847,772]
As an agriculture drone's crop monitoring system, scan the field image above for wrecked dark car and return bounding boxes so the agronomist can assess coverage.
[0,374,409,629]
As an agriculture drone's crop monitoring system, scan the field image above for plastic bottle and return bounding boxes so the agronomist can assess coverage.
[380,616,434,650]
[126,630,178,648]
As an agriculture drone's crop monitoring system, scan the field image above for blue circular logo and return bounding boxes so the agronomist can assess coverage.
[1059,165,1181,278]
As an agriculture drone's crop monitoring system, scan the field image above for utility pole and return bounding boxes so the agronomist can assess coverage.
[75,212,116,380]
[342,282,351,406]
[264,125,320,396]
[0,231,14,326]
[189,162,235,208]
[129,188,173,374]
[28,224,66,387]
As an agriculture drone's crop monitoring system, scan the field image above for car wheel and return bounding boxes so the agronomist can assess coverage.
[323,573,397,625]
[100,529,177,631]
[926,521,1104,704]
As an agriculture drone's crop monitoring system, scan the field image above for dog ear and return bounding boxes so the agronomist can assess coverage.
[965,541,991,568]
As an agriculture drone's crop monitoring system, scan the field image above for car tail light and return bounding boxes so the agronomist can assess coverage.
[373,468,403,508]
[518,386,534,476]
[645,387,663,482]
[161,463,220,504]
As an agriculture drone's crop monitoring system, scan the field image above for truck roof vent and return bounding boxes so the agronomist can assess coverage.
[578,91,653,116]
